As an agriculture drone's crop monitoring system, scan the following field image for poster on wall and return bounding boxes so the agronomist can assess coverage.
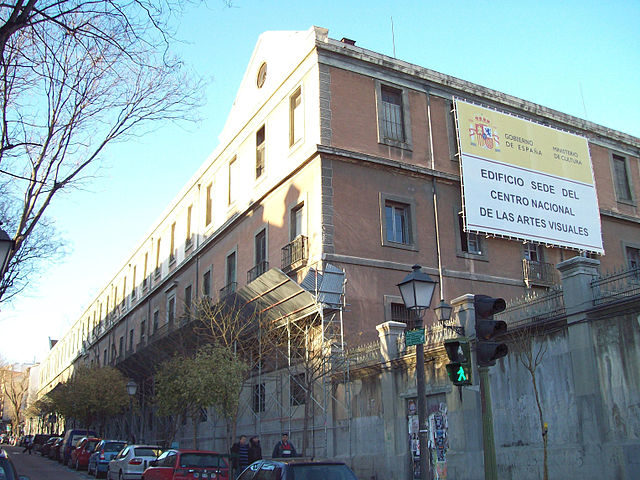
[454,99,604,254]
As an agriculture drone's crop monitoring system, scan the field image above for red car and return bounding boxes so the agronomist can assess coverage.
[70,436,101,470]
[142,449,229,480]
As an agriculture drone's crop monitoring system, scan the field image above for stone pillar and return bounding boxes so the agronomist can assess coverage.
[376,321,407,479]
[557,256,605,475]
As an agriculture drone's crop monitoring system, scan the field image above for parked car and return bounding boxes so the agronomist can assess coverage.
[40,436,60,457]
[31,434,51,454]
[88,439,127,478]
[0,448,31,480]
[107,444,162,480]
[141,449,229,480]
[48,437,64,461]
[237,458,358,480]
[61,429,98,465]
[71,436,101,470]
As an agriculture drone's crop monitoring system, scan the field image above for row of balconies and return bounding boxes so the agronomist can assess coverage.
[84,236,310,361]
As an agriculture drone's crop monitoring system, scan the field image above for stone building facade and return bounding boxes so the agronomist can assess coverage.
[34,26,640,479]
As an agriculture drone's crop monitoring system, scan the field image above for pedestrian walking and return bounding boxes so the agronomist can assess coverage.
[230,435,249,477]
[272,433,297,458]
[248,436,262,464]
[22,436,33,455]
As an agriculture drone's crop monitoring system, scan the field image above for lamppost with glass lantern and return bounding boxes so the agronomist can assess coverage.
[126,380,138,444]
[397,264,437,480]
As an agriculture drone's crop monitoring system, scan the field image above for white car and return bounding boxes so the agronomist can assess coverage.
[106,445,163,480]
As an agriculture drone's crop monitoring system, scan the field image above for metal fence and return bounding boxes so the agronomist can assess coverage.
[591,266,640,306]
[496,287,565,329]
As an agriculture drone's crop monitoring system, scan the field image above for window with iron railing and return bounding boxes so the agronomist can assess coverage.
[219,282,237,299]
[247,261,269,283]
[281,235,308,272]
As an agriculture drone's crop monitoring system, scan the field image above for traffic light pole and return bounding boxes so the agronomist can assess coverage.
[479,365,497,480]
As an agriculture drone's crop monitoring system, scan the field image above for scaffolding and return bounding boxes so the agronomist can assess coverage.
[227,261,351,458]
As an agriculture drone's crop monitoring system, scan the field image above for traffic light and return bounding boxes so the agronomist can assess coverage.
[474,294,508,367]
[444,338,472,386]
[474,294,507,366]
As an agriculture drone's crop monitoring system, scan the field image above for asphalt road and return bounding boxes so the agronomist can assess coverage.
[4,445,93,480]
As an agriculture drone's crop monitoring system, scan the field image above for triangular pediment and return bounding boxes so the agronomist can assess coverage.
[218,26,327,145]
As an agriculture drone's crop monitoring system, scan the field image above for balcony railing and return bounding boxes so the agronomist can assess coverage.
[219,282,237,299]
[523,259,558,287]
[281,235,308,272]
[591,266,640,306]
[247,261,269,283]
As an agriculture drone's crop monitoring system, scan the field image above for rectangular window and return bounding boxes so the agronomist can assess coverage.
[103,349,107,366]
[155,238,161,269]
[170,222,176,262]
[132,266,137,297]
[385,201,410,244]
[228,157,237,205]
[143,253,148,285]
[458,212,482,255]
[226,252,236,285]
[186,205,193,243]
[290,373,306,406]
[184,285,192,318]
[523,243,543,262]
[167,296,175,325]
[153,310,159,332]
[205,183,213,226]
[626,246,640,270]
[129,329,134,350]
[140,320,146,343]
[391,302,417,329]
[381,85,404,142]
[256,125,265,179]
[255,229,267,265]
[119,336,124,357]
[613,154,633,202]
[202,270,211,298]
[291,203,304,240]
[290,87,302,146]
[253,383,266,413]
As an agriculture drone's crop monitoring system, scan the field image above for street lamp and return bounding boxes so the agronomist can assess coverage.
[397,264,437,480]
[126,380,138,443]
[0,226,14,278]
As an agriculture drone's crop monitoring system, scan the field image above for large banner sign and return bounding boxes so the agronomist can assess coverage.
[455,99,604,253]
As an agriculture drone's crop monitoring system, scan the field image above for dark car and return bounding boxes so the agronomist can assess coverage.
[237,458,358,480]
[48,437,64,461]
[141,449,229,480]
[40,436,60,457]
[61,429,98,465]
[0,448,31,480]
[88,439,127,478]
[31,434,51,454]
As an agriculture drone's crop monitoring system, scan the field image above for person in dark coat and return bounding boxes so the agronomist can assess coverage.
[248,436,262,464]
[272,433,297,458]
[230,435,249,476]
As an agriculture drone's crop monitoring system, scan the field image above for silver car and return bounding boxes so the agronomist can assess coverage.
[106,445,163,480]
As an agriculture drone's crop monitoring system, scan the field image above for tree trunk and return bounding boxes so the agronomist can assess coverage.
[531,369,548,480]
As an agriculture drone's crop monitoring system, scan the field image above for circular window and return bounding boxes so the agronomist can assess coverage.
[256,62,267,88]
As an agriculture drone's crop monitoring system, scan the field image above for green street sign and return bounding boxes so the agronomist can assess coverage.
[405,328,425,346]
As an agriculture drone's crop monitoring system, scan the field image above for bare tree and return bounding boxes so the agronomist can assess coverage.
[0,0,226,303]
[4,367,29,434]
[510,324,549,480]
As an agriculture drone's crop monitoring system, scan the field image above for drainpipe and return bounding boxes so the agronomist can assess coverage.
[426,88,445,301]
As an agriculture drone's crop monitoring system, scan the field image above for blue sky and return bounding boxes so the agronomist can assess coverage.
[2,0,639,364]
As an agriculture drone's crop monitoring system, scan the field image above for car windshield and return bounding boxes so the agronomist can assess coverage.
[179,453,227,468]
[105,442,126,452]
[290,464,358,480]
[134,447,162,457]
